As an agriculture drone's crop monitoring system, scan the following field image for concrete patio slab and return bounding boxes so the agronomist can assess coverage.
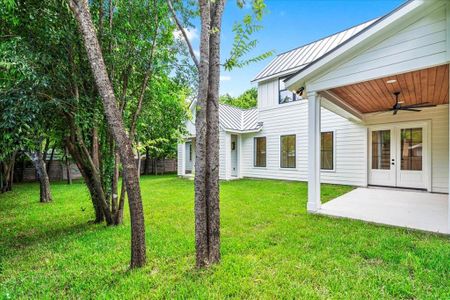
[318,187,449,234]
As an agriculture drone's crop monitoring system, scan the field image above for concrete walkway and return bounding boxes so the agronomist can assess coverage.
[318,187,449,234]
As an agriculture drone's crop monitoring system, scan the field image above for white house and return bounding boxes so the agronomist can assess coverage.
[178,0,449,234]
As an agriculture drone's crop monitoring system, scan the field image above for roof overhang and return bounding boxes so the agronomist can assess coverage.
[285,0,427,92]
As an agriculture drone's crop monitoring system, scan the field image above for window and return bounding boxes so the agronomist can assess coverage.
[280,135,296,168]
[400,128,422,171]
[279,78,300,104]
[254,137,266,167]
[189,144,192,160]
[321,132,334,170]
[371,130,390,170]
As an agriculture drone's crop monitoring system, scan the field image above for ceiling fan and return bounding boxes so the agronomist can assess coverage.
[385,91,436,115]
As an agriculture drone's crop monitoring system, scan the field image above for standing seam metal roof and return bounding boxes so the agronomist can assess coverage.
[252,18,379,82]
[219,104,262,132]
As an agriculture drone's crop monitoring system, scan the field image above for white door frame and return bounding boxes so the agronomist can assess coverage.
[368,120,431,191]
[230,134,239,177]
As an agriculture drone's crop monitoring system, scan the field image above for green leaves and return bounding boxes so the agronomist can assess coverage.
[224,0,273,71]
[220,87,257,109]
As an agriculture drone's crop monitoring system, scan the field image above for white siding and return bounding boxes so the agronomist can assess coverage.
[310,3,449,91]
[240,100,368,186]
[365,105,449,193]
[177,143,185,176]
[219,129,228,179]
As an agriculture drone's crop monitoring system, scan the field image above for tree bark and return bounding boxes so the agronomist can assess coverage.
[205,0,224,266]
[193,0,224,268]
[65,147,73,185]
[92,128,100,170]
[68,0,146,268]
[27,151,52,203]
[65,116,113,224]
[0,152,16,193]
[194,0,211,268]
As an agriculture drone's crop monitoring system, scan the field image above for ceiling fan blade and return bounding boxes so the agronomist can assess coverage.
[400,108,422,112]
[402,103,436,109]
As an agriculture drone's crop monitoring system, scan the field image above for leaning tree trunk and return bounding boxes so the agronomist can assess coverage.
[68,0,146,268]
[27,151,52,203]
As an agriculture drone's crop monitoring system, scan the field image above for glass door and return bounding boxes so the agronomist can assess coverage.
[396,126,426,189]
[369,128,396,187]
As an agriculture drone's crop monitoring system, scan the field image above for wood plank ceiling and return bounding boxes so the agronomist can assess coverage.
[329,64,449,114]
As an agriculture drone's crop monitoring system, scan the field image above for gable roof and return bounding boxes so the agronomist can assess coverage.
[285,0,426,90]
[251,18,379,83]
[219,104,262,132]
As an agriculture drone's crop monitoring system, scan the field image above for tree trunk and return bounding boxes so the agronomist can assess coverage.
[64,147,73,185]
[68,0,146,268]
[144,147,151,175]
[92,128,100,171]
[111,150,119,218]
[194,0,224,268]
[194,0,211,268]
[1,152,17,193]
[205,1,223,264]
[65,117,113,225]
[27,151,52,203]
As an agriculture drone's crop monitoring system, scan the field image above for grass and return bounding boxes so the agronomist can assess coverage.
[0,176,449,299]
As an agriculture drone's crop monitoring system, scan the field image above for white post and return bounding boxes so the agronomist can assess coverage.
[178,142,186,176]
[308,91,321,212]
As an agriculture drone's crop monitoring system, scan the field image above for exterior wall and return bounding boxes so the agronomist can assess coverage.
[240,98,368,187]
[219,129,229,179]
[177,143,185,176]
[310,2,449,91]
[258,79,279,109]
[365,105,449,193]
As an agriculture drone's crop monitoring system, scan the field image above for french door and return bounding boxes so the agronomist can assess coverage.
[369,122,429,190]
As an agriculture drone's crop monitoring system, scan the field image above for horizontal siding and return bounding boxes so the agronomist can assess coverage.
[311,3,448,91]
[219,130,227,179]
[240,101,368,186]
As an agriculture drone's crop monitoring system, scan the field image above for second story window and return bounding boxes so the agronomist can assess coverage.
[279,78,299,104]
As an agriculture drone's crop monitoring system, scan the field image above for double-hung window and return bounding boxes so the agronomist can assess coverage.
[280,135,296,168]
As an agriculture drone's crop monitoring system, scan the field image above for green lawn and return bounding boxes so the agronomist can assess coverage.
[0,176,449,299]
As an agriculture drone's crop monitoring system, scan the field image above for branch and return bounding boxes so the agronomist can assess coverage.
[166,0,199,70]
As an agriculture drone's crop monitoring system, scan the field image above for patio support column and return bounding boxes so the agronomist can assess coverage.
[307,91,321,212]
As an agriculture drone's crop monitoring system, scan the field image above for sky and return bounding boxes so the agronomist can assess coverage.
[180,0,405,97]
[214,0,405,97]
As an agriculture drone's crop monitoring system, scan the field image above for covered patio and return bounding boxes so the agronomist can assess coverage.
[319,187,449,234]
[284,0,450,234]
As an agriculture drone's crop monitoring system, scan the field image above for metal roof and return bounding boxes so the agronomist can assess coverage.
[252,18,379,82]
[219,104,262,132]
